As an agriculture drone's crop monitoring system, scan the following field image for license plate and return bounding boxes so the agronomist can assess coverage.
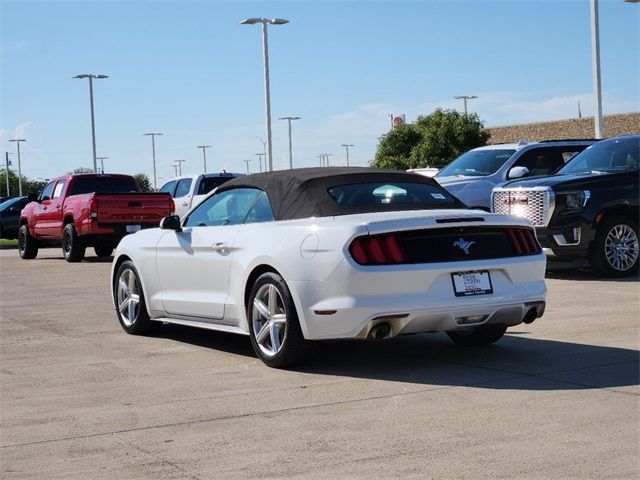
[451,270,493,297]
[126,225,141,234]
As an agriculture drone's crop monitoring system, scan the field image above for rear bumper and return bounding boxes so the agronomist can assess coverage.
[289,254,547,340]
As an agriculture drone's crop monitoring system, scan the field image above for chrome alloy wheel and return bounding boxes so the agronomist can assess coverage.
[116,268,141,326]
[251,284,287,357]
[604,223,639,272]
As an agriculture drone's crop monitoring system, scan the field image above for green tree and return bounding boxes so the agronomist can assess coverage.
[371,108,491,170]
[133,173,153,192]
[68,167,94,174]
[0,169,44,197]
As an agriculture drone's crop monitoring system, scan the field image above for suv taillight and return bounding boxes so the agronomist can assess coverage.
[349,234,408,265]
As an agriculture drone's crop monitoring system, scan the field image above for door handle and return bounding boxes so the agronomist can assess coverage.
[211,242,230,254]
[42,206,47,210]
[182,202,189,206]
[56,205,61,209]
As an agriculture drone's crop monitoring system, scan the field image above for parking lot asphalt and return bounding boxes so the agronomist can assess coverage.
[1,248,638,479]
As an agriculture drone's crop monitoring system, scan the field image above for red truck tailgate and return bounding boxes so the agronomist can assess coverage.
[94,193,174,223]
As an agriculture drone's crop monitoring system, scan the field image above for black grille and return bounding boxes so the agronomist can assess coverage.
[397,226,539,263]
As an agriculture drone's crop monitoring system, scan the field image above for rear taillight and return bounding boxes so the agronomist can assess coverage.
[506,228,539,254]
[349,234,408,265]
[88,198,98,219]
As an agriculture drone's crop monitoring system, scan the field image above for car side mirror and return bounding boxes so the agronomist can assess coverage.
[27,193,39,202]
[508,166,530,179]
[160,215,182,232]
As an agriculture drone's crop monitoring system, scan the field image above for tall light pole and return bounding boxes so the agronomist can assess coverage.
[143,132,163,189]
[9,139,25,195]
[4,152,12,197]
[255,153,265,172]
[278,116,300,169]
[590,0,604,138]
[453,95,478,115]
[243,159,252,174]
[241,18,289,172]
[322,153,333,167]
[171,164,179,177]
[317,154,324,167]
[341,144,354,166]
[197,145,211,173]
[96,156,108,174]
[174,159,186,176]
[73,74,108,173]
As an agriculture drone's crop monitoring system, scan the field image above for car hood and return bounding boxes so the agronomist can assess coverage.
[435,175,482,186]
[499,171,625,191]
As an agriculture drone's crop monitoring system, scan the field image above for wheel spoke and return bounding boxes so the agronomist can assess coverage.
[271,313,287,325]
[119,297,130,316]
[128,297,136,322]
[118,277,128,296]
[267,284,278,315]
[253,298,271,319]
[270,324,281,352]
[256,321,271,344]
[127,271,136,295]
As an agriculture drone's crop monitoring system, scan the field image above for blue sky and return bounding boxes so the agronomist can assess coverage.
[1,0,638,182]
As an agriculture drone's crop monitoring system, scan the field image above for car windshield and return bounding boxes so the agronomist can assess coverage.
[0,197,26,211]
[437,149,516,177]
[68,176,139,196]
[327,182,456,208]
[557,137,639,174]
[198,176,235,195]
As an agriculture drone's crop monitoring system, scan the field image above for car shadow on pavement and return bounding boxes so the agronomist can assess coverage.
[157,324,638,391]
[546,267,639,282]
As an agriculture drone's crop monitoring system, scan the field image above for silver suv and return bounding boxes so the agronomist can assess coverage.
[435,140,596,210]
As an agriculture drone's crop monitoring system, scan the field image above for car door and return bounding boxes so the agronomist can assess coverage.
[509,146,588,179]
[155,187,263,320]
[173,178,193,218]
[32,181,56,238]
[40,179,67,237]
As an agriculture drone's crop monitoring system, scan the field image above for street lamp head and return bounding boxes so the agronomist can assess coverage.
[278,116,300,120]
[73,74,108,79]
[143,132,163,136]
[241,17,289,25]
[197,145,212,149]
[9,139,26,142]
[341,144,354,147]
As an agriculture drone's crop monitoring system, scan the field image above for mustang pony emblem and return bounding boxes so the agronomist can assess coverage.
[453,237,475,254]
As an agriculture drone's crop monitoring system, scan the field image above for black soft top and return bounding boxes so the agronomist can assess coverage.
[215,167,463,221]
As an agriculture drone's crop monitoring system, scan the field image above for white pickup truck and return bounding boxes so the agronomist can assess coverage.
[159,172,243,218]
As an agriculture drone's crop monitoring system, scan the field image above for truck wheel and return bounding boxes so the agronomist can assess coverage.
[94,245,113,257]
[447,325,507,346]
[113,260,160,335]
[590,215,639,277]
[62,223,85,262]
[18,224,38,259]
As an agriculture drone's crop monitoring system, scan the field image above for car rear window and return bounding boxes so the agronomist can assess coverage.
[68,177,139,196]
[327,182,456,208]
[198,176,236,195]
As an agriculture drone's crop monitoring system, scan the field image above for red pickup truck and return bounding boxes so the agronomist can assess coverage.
[18,174,174,262]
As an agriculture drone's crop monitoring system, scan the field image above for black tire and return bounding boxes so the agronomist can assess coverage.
[62,223,85,262]
[247,272,310,368]
[113,260,161,335]
[447,325,507,347]
[590,215,639,278]
[94,245,114,257]
[18,224,38,259]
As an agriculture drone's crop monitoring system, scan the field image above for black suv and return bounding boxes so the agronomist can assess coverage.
[491,135,639,277]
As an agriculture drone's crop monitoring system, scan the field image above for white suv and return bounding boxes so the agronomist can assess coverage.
[159,172,244,218]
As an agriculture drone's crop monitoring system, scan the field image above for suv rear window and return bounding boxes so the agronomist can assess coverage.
[68,177,139,196]
[328,182,456,207]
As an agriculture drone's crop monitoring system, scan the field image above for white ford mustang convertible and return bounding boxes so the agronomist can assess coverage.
[111,167,547,367]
